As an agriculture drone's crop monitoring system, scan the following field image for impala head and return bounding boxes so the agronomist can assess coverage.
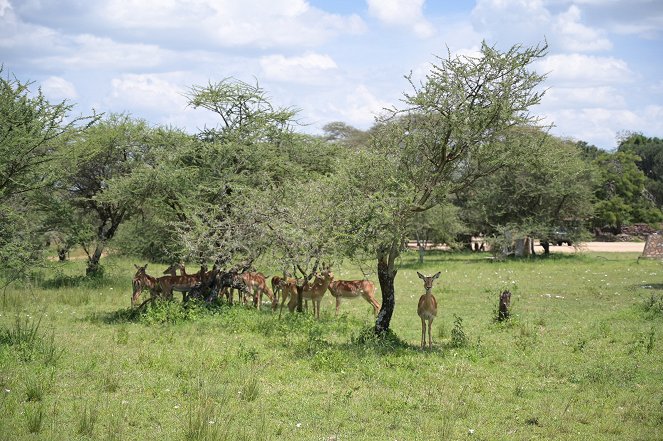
[131,264,148,307]
[417,271,440,293]
[163,263,181,276]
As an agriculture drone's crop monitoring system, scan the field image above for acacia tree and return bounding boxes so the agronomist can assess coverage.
[50,114,155,275]
[592,150,663,231]
[407,203,464,263]
[172,79,326,269]
[0,67,97,282]
[339,42,549,335]
[458,129,596,254]
[618,133,663,208]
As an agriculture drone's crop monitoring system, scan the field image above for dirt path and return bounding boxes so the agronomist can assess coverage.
[535,241,645,253]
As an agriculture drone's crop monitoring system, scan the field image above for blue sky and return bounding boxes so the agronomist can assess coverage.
[1,0,662,149]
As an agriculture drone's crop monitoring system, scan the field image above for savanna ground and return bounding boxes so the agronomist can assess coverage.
[1,250,662,440]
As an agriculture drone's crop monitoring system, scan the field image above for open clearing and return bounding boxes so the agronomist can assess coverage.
[1,251,662,440]
[538,241,646,253]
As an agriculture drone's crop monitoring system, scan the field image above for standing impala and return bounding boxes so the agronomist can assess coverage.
[289,266,334,319]
[327,279,380,316]
[131,264,163,308]
[417,271,440,349]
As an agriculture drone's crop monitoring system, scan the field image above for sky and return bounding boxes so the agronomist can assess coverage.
[1,0,662,150]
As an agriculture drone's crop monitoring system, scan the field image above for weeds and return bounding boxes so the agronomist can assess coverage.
[25,404,44,434]
[25,372,50,402]
[240,375,260,402]
[642,293,663,317]
[77,402,99,437]
[0,313,62,364]
[450,315,468,348]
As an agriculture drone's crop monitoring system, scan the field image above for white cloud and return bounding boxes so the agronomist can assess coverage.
[260,52,337,83]
[41,76,78,100]
[367,0,435,38]
[553,5,611,51]
[37,34,167,70]
[328,85,392,128]
[543,86,626,109]
[537,54,633,87]
[471,0,551,45]
[0,0,11,16]
[108,74,187,113]
[98,0,366,48]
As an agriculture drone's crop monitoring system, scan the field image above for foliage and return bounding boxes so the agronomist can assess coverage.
[618,132,663,208]
[407,202,465,261]
[458,128,596,246]
[321,121,370,149]
[592,150,663,230]
[185,77,298,144]
[0,67,97,280]
[343,41,549,333]
[449,314,468,348]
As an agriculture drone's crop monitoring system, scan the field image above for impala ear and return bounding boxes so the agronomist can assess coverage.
[134,264,140,270]
[433,272,441,280]
[417,272,425,280]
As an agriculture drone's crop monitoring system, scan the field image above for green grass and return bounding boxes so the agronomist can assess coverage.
[0,252,662,440]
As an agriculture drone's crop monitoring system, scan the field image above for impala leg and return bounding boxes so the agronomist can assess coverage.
[428,319,434,350]
[421,318,426,349]
[335,297,340,316]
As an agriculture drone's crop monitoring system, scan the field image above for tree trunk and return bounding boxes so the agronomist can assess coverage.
[296,284,304,313]
[540,240,550,255]
[57,248,68,262]
[417,242,425,264]
[375,240,399,336]
[86,244,105,276]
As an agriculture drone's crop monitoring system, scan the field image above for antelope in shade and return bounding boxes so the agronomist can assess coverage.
[327,279,381,316]
[287,266,334,319]
[131,264,164,308]
[417,271,440,349]
[276,276,299,318]
[240,272,274,309]
[272,275,297,313]
[164,263,215,301]
[156,264,203,302]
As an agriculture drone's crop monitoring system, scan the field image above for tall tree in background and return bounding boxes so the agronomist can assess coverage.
[336,42,549,335]
[592,150,663,231]
[407,203,464,263]
[618,133,663,208]
[0,67,97,282]
[52,114,153,275]
[458,129,596,254]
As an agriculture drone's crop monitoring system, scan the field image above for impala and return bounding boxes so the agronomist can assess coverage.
[275,276,299,318]
[156,265,203,302]
[417,271,440,350]
[240,272,274,309]
[286,266,334,319]
[131,264,162,308]
[272,275,296,312]
[327,279,381,316]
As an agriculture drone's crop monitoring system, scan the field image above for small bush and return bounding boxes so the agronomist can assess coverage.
[450,315,468,348]
[0,314,62,364]
[77,403,99,437]
[643,294,663,317]
[25,404,44,434]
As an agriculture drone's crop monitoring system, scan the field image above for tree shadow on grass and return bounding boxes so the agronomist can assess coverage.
[637,283,663,291]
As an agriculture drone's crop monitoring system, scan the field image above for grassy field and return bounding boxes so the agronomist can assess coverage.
[1,251,662,440]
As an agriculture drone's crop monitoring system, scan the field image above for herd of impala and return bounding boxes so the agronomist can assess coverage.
[131,262,443,349]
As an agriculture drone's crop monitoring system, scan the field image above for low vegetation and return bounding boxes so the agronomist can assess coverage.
[1,251,662,440]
